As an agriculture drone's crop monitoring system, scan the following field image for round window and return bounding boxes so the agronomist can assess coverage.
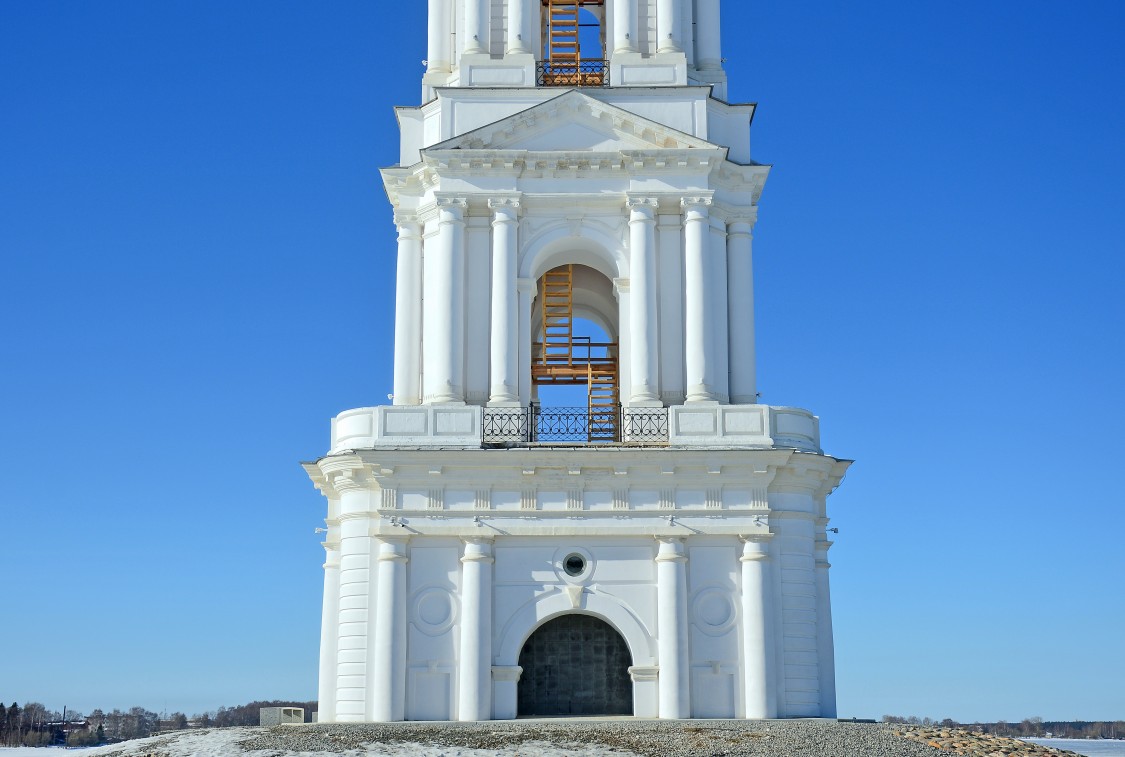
[563,553,587,577]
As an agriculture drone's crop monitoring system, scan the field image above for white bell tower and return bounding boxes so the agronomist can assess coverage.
[422,0,727,102]
[305,0,851,724]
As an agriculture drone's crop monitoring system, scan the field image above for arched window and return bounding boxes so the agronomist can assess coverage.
[531,264,621,442]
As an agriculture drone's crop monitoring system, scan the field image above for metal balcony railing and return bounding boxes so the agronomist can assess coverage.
[537,60,610,87]
[483,406,668,446]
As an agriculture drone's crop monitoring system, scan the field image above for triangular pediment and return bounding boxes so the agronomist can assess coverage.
[425,91,722,154]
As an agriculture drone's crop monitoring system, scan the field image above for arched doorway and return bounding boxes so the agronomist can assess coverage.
[517,614,633,717]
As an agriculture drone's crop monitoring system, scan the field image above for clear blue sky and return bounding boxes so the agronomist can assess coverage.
[1,1,1122,723]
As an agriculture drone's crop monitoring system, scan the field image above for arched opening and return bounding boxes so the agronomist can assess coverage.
[531,264,620,442]
[540,1,606,86]
[517,614,633,717]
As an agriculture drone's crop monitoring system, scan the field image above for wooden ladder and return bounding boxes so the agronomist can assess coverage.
[547,0,581,64]
[587,362,619,442]
[540,265,574,371]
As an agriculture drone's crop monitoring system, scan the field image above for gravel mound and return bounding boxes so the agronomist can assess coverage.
[239,719,953,756]
[88,719,1084,757]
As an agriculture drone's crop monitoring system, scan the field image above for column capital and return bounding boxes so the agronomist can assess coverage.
[487,195,522,212]
[740,535,773,562]
[393,210,422,229]
[726,207,759,232]
[435,195,469,212]
[681,195,714,212]
[626,195,660,216]
[613,277,629,296]
[461,537,495,563]
[655,536,687,562]
[517,277,538,294]
[375,536,411,563]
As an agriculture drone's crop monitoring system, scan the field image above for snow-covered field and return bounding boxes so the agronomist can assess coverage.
[0,727,634,757]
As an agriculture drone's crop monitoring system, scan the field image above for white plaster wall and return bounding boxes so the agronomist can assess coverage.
[687,538,741,718]
[405,539,461,720]
[310,448,847,723]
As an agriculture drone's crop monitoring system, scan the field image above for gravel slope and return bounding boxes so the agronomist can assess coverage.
[85,720,1085,757]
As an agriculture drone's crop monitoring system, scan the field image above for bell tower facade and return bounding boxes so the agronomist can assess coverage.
[305,0,850,723]
[421,0,728,102]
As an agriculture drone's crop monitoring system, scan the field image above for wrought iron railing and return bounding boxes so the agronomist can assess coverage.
[483,406,668,446]
[537,60,610,87]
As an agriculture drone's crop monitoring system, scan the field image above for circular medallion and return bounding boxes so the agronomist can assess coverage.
[410,587,458,636]
[691,587,737,636]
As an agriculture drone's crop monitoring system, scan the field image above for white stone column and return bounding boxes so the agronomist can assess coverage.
[627,197,660,405]
[424,198,467,404]
[489,198,520,406]
[695,0,722,71]
[507,0,531,54]
[427,0,452,72]
[318,524,341,722]
[517,277,536,407]
[335,488,373,722]
[371,537,409,722]
[740,536,775,719]
[656,0,680,53]
[710,217,730,403]
[656,537,690,718]
[815,540,838,718]
[682,197,717,403]
[727,215,758,404]
[465,0,488,54]
[458,538,495,721]
[319,562,341,718]
[613,0,637,53]
[657,212,685,405]
[393,214,423,406]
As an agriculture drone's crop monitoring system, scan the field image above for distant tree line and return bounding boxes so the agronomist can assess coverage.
[0,702,103,747]
[1,698,317,747]
[882,715,1125,740]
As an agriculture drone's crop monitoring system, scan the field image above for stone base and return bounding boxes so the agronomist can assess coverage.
[331,406,483,452]
[611,51,688,87]
[669,405,821,452]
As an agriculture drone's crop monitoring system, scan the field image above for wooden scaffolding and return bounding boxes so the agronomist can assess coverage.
[531,265,620,442]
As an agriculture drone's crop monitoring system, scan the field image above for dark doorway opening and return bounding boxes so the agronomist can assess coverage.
[517,614,633,717]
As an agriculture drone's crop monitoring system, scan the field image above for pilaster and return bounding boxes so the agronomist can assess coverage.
[656,537,690,718]
[815,538,837,718]
[458,537,495,721]
[371,536,410,721]
[740,535,776,718]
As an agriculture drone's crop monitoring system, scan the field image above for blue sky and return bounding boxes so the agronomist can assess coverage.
[1,1,1122,723]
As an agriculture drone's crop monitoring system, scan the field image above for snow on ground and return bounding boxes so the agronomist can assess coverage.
[0,728,633,757]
